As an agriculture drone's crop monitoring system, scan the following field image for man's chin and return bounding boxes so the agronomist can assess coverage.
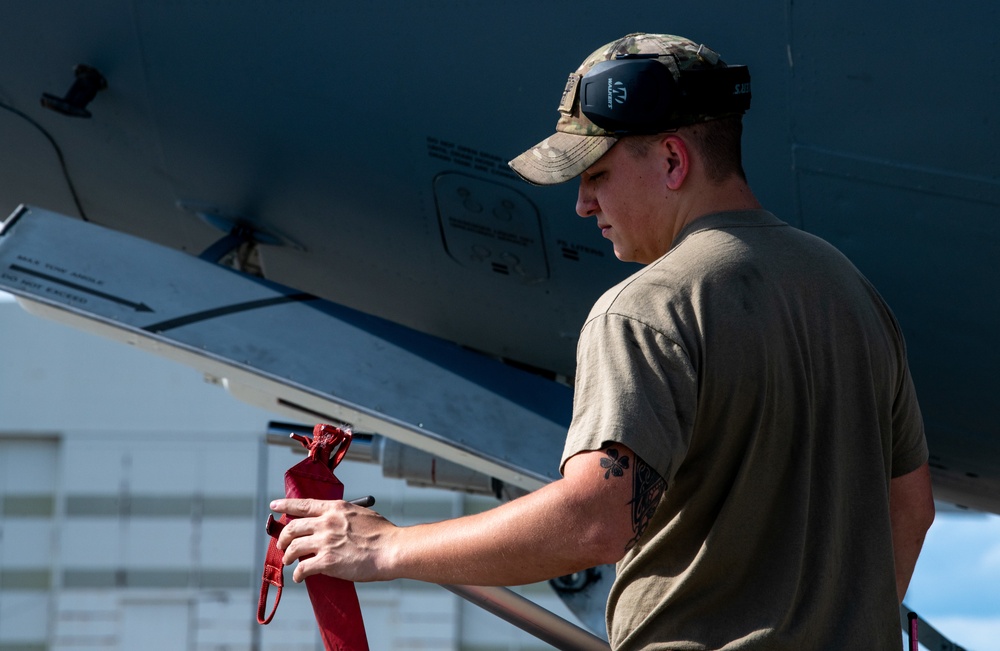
[612,248,648,265]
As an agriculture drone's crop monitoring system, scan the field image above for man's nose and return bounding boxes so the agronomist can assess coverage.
[576,181,598,218]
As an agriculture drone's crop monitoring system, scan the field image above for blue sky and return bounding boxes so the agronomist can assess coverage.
[904,511,1000,651]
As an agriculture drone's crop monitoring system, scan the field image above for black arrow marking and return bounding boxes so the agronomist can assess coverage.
[9,264,153,312]
[142,293,317,333]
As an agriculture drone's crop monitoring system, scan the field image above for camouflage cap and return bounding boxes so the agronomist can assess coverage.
[509,33,741,186]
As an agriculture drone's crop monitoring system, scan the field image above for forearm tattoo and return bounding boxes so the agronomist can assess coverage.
[601,449,666,551]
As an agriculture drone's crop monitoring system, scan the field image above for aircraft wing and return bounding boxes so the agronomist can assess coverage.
[0,205,570,492]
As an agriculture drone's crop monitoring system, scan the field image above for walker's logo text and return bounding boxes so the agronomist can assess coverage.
[607,79,627,108]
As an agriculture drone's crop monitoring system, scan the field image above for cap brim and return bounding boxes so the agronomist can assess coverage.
[508,132,617,186]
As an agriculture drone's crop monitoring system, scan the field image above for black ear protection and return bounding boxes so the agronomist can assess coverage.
[578,53,751,134]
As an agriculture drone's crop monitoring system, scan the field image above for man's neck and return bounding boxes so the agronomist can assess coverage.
[668,177,762,247]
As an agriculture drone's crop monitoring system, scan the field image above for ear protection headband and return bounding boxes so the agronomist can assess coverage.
[578,53,751,134]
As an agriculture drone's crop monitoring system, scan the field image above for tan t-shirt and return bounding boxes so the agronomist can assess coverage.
[562,211,927,650]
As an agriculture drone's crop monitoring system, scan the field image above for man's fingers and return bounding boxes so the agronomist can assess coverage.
[292,556,318,583]
[275,513,320,552]
[280,531,317,569]
[270,497,324,517]
[280,531,333,583]
[271,496,373,512]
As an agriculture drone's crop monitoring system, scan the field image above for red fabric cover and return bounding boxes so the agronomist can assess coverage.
[257,424,370,651]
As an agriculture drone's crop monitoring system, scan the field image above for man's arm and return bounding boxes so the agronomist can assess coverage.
[272,443,664,586]
[889,461,935,602]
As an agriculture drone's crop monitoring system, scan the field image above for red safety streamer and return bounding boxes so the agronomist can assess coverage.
[257,424,370,651]
[907,611,918,651]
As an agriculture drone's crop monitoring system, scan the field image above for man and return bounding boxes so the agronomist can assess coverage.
[274,33,935,649]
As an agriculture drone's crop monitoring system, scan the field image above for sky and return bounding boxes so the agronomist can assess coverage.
[904,511,1000,651]
[1,290,997,649]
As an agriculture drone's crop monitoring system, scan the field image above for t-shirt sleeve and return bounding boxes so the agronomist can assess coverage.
[890,361,929,478]
[878,299,929,478]
[560,312,697,484]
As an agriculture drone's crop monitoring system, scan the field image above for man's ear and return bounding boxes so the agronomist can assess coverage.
[660,134,690,191]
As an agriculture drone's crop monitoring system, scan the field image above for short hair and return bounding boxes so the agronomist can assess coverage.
[621,116,747,183]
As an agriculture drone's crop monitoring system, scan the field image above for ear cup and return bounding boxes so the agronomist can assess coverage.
[580,59,680,133]
[580,57,751,134]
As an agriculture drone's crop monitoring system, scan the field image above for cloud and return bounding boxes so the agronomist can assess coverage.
[981,540,1000,572]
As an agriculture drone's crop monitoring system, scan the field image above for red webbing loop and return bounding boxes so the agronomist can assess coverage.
[257,518,286,624]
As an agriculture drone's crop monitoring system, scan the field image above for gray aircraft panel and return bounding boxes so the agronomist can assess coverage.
[0,205,572,492]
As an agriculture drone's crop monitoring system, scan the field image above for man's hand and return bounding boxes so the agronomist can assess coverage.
[270,498,395,583]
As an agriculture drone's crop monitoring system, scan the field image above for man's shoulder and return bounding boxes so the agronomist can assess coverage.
[587,264,663,321]
[582,257,697,339]
[588,211,777,316]
[582,209,833,326]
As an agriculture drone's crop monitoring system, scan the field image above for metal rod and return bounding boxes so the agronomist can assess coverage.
[441,584,610,651]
